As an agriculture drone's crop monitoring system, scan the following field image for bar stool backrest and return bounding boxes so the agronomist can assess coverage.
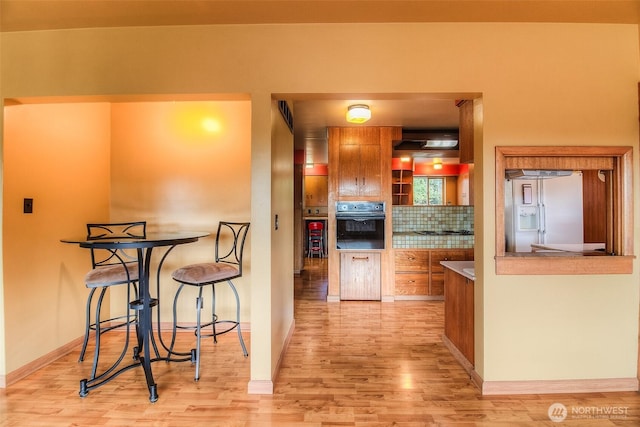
[215,222,251,277]
[86,221,147,269]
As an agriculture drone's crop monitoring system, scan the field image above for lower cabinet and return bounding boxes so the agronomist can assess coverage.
[444,267,474,364]
[394,249,473,298]
[430,250,473,296]
[394,250,429,296]
[340,251,381,300]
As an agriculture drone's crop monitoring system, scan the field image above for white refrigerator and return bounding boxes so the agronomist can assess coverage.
[505,172,584,252]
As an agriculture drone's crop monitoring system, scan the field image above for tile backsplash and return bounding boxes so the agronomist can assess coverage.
[393,205,474,232]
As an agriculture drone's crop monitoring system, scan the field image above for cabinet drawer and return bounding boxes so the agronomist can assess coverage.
[394,250,429,272]
[430,250,468,273]
[395,273,428,295]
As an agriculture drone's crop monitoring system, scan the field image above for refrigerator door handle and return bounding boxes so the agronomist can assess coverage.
[538,204,546,243]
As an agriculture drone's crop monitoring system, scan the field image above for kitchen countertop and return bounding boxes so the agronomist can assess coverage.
[440,260,475,281]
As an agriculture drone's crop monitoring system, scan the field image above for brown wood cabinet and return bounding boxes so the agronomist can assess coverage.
[582,169,607,243]
[338,142,381,198]
[329,127,401,200]
[444,267,474,364]
[327,126,398,301]
[430,249,473,296]
[340,251,381,300]
[304,175,328,207]
[394,249,473,298]
[457,99,474,164]
[394,250,429,295]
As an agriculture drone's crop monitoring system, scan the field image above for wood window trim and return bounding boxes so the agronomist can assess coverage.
[495,146,634,275]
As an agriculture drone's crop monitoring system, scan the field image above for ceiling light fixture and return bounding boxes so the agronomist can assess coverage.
[346,104,371,124]
[433,159,443,170]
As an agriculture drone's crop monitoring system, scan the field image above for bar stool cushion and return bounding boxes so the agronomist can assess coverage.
[85,263,139,288]
[172,263,239,285]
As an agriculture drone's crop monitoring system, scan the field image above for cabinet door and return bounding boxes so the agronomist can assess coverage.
[359,144,381,197]
[338,144,361,197]
[461,277,474,363]
[444,268,474,364]
[340,252,381,300]
[444,268,461,347]
[304,175,328,207]
[430,250,467,296]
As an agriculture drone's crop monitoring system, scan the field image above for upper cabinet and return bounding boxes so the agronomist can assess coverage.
[329,127,398,201]
[339,142,380,197]
[304,175,328,207]
[456,100,474,164]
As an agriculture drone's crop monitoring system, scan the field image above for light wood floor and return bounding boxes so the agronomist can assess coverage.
[1,257,638,426]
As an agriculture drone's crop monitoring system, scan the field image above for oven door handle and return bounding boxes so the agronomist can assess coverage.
[335,216,385,221]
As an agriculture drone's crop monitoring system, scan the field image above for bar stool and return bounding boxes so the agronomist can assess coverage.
[170,221,250,381]
[307,221,324,258]
[81,221,146,380]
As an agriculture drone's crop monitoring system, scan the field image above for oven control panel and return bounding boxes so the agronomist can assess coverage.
[336,201,385,214]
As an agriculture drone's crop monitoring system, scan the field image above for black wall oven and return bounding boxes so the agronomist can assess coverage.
[335,201,385,249]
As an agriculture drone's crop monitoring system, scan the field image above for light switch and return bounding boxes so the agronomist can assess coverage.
[23,198,33,214]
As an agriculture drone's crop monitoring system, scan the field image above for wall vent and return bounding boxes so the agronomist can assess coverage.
[278,100,294,134]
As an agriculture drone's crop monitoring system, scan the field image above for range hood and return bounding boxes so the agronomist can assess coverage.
[393,128,459,154]
[506,169,574,179]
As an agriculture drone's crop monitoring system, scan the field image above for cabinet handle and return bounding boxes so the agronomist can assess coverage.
[362,177,366,186]
[355,177,358,186]
[408,280,415,283]
[352,256,370,261]
[408,257,415,261]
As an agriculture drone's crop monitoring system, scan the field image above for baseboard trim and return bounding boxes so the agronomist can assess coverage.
[482,377,639,395]
[441,335,639,395]
[273,319,295,382]
[247,379,274,394]
[249,319,296,395]
[442,335,482,391]
[3,335,85,387]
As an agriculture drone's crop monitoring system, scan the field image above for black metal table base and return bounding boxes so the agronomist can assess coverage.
[78,349,194,402]
[66,234,208,402]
